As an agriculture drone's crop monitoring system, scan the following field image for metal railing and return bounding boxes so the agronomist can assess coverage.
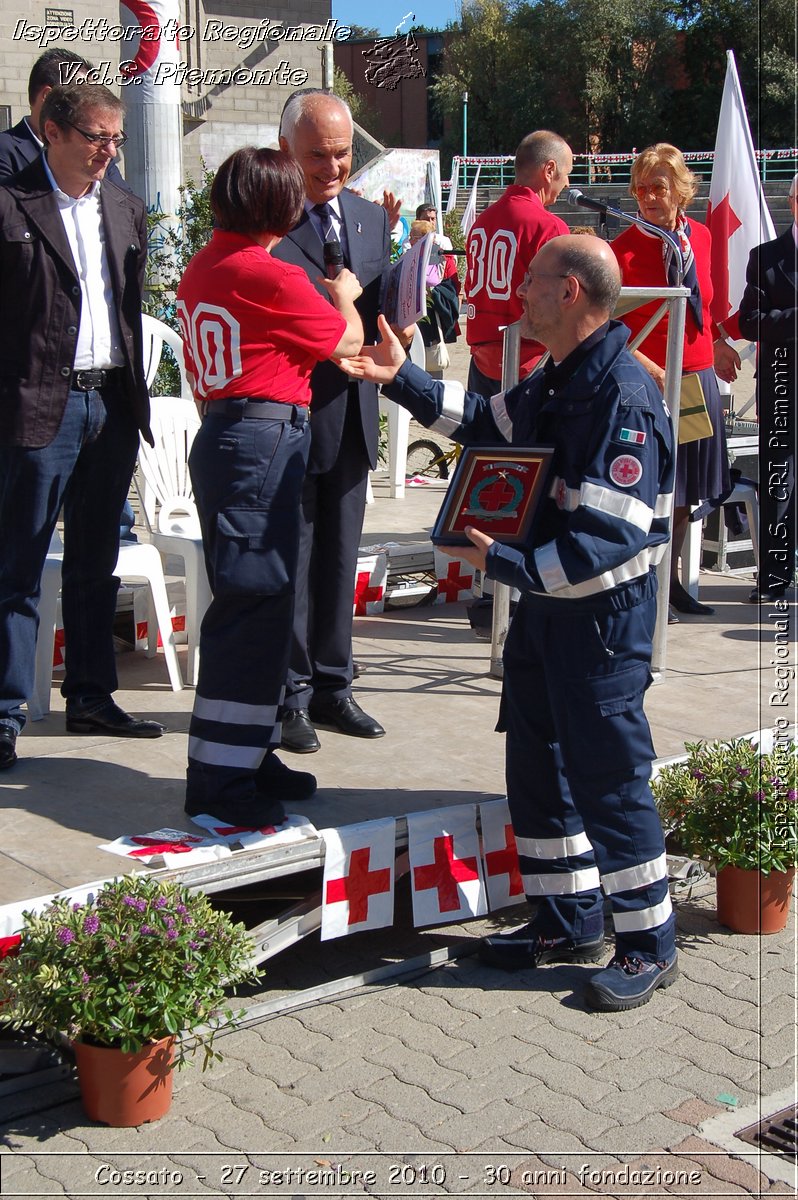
[442,150,798,195]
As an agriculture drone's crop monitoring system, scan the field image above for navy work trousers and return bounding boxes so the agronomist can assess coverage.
[500,574,675,962]
[186,402,309,811]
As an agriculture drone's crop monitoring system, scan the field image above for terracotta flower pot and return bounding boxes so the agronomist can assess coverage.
[72,1036,176,1126]
[716,864,795,934]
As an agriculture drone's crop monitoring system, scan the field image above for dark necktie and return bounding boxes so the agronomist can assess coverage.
[313,202,339,246]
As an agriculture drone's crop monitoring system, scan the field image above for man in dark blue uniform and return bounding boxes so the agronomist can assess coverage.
[342,235,678,1011]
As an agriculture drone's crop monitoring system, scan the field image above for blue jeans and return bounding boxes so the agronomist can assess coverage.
[0,384,139,732]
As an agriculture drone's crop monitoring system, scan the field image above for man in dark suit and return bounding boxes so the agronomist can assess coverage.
[274,91,390,753]
[0,48,126,189]
[738,174,798,603]
[0,84,163,771]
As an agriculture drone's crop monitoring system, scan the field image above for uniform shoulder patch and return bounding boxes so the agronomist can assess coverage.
[619,427,646,445]
[609,454,643,488]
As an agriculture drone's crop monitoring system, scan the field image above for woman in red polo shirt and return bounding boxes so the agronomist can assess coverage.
[177,147,363,828]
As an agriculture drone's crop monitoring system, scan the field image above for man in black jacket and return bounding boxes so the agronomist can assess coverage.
[0,84,162,771]
[738,175,798,603]
[0,48,126,189]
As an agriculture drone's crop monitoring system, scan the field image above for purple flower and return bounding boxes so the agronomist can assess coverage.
[189,940,200,950]
[175,903,188,915]
[736,767,750,777]
[140,924,155,936]
[166,929,178,940]
[154,896,168,909]
[165,917,176,930]
[83,913,100,935]
[81,971,90,984]
[755,790,766,801]
[72,903,83,912]
[56,927,75,945]
[692,769,705,780]
[123,896,146,912]
[787,790,797,802]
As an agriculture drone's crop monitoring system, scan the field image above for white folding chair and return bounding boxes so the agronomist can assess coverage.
[135,395,210,687]
[29,530,183,721]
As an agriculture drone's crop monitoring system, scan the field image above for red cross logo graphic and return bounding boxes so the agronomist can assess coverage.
[354,570,384,615]
[478,476,515,512]
[325,846,392,925]
[438,560,474,602]
[413,834,480,912]
[484,823,523,896]
[609,455,642,488]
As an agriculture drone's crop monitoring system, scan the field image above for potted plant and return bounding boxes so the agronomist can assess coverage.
[0,874,256,1125]
[652,736,797,934]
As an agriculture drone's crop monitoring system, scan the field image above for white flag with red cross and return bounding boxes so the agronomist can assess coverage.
[706,51,776,337]
[433,548,475,604]
[353,552,387,616]
[479,799,525,911]
[320,819,396,940]
[408,805,487,926]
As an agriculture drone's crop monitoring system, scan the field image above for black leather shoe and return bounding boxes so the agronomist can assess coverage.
[185,793,286,828]
[257,752,317,802]
[748,585,788,604]
[66,698,165,738]
[280,708,320,753]
[669,582,714,616]
[0,726,17,769]
[480,924,606,971]
[309,696,385,739]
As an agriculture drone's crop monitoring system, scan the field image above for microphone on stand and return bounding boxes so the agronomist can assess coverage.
[323,240,344,279]
[564,188,610,215]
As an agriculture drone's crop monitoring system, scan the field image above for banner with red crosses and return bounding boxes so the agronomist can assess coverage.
[320,818,396,940]
[353,552,387,616]
[479,799,525,911]
[407,805,487,926]
[433,549,475,605]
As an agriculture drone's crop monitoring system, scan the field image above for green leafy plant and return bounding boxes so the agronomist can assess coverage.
[0,875,256,1069]
[652,737,797,875]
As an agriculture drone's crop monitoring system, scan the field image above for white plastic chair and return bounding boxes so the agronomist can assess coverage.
[681,481,760,598]
[29,530,183,721]
[135,396,210,687]
[141,314,193,400]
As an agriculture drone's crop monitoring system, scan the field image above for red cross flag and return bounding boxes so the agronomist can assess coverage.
[320,818,396,940]
[408,805,487,926]
[479,799,525,911]
[434,549,475,604]
[707,51,776,337]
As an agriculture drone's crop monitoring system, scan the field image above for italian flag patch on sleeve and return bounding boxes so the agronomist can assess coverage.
[619,428,646,445]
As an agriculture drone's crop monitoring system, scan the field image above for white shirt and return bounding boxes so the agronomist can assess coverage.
[304,195,351,261]
[42,155,124,370]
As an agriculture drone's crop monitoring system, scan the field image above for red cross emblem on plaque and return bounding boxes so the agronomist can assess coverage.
[484,823,523,896]
[413,834,480,913]
[354,570,384,615]
[438,560,474,602]
[325,846,392,925]
[477,476,515,512]
[609,454,643,488]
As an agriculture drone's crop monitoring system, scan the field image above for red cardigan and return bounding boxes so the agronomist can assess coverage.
[612,219,720,372]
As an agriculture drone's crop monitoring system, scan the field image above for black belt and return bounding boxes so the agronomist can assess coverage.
[71,368,123,391]
[215,399,307,424]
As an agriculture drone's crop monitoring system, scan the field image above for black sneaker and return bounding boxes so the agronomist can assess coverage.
[479,923,605,971]
[585,953,679,1011]
[257,753,317,802]
[184,793,286,829]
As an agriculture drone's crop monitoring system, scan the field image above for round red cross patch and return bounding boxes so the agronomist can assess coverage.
[609,454,643,488]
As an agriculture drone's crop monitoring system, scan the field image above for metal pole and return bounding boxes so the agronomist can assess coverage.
[489,320,522,679]
[462,92,468,189]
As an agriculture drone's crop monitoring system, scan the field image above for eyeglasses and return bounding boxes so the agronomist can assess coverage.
[633,183,669,200]
[66,121,127,149]
[521,270,592,297]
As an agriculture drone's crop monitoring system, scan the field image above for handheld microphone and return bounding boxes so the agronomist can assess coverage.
[323,240,344,279]
[564,188,609,214]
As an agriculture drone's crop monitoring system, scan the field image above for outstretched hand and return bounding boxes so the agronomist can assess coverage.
[713,338,742,384]
[339,314,408,384]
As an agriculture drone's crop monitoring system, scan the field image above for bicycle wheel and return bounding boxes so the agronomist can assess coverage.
[406,438,450,480]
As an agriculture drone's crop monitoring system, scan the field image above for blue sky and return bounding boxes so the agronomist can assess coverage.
[332,0,460,37]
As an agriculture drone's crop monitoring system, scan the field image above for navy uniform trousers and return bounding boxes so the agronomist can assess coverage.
[501,572,676,962]
[186,401,309,811]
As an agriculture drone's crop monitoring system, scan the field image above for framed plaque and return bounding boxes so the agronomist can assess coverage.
[431,445,554,547]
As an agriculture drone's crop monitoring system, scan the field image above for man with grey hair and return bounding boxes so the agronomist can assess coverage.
[464,129,573,397]
[273,90,390,752]
[738,173,797,603]
[342,235,678,1012]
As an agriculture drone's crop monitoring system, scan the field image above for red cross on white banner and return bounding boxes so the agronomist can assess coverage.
[433,550,475,604]
[407,805,487,926]
[320,818,396,939]
[479,799,526,911]
[353,552,387,616]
